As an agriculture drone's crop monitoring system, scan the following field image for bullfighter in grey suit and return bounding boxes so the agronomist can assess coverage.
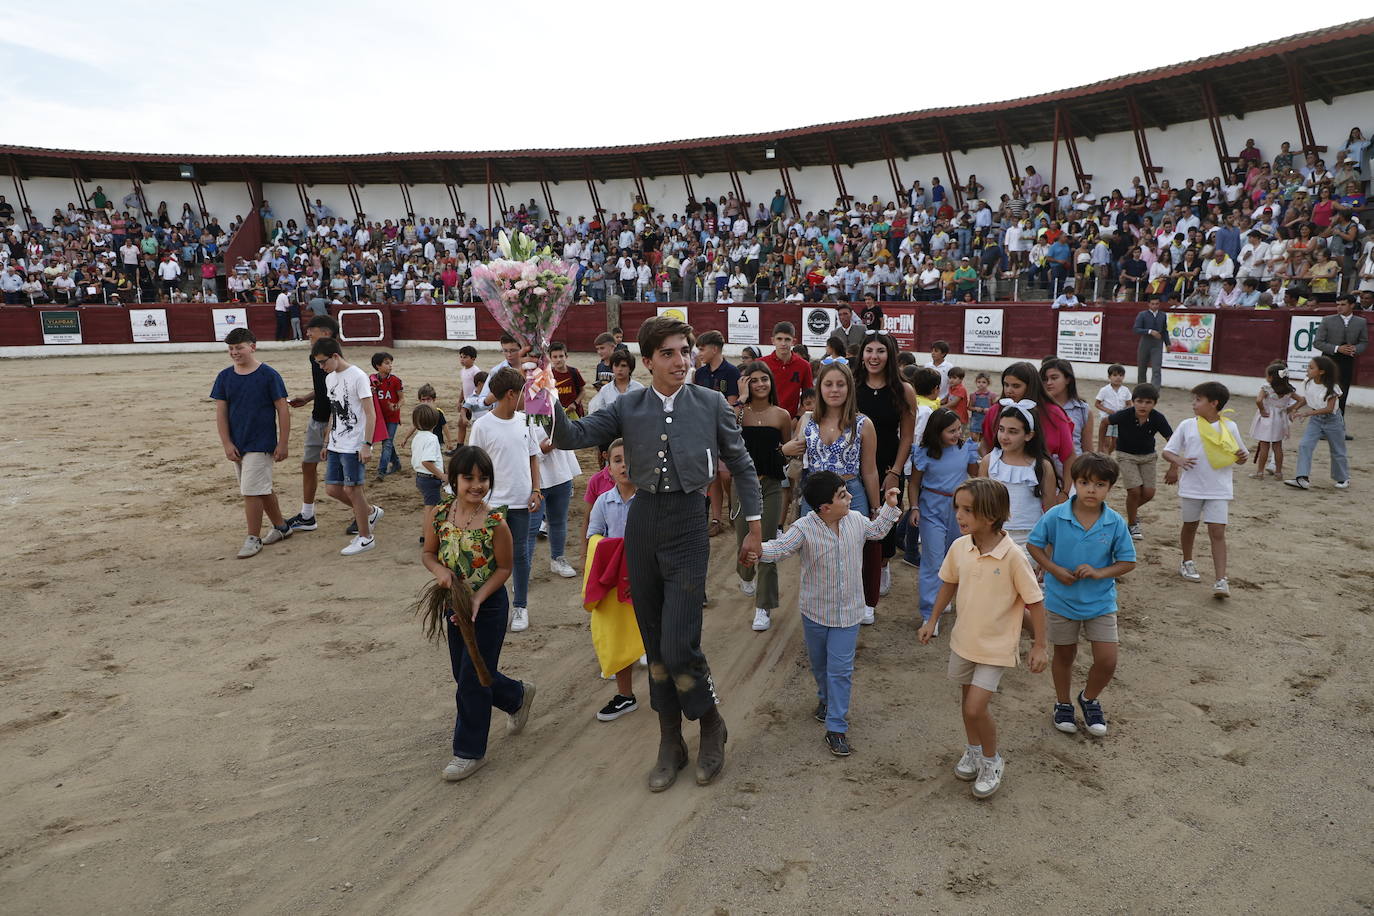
[1314,294,1368,435]
[551,317,762,791]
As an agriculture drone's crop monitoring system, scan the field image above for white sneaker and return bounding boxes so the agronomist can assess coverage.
[236,535,263,559]
[1335,480,1350,490]
[550,557,577,578]
[1213,578,1230,599]
[442,755,486,782]
[1179,560,1201,582]
[538,520,548,537]
[879,565,892,596]
[738,574,756,597]
[510,606,529,631]
[341,535,375,556]
[954,746,981,781]
[972,756,1005,799]
[751,608,771,631]
[263,525,291,545]
[1127,523,1143,541]
[861,606,876,626]
[368,504,384,527]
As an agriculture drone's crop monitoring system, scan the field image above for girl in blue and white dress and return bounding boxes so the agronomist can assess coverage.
[907,409,979,625]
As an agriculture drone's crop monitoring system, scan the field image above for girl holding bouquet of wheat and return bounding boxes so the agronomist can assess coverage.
[419,445,537,782]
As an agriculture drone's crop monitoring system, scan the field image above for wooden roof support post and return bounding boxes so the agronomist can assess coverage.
[676,152,695,204]
[628,157,648,209]
[7,155,31,221]
[582,158,605,223]
[1283,56,1323,156]
[1200,81,1234,177]
[934,122,963,209]
[1125,96,1163,183]
[722,148,745,208]
[881,132,905,206]
[824,135,850,205]
[1059,110,1091,193]
[995,118,1020,192]
[777,164,800,219]
[293,169,313,226]
[535,160,557,222]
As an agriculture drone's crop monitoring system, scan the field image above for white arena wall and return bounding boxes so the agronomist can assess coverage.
[17,89,1374,229]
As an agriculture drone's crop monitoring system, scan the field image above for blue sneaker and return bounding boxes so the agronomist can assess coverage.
[1053,702,1078,734]
[1077,691,1107,737]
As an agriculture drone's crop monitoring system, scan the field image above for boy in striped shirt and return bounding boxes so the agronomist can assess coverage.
[752,471,902,757]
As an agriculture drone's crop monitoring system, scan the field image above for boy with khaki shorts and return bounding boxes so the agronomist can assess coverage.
[1107,383,1173,541]
[1029,453,1137,738]
[211,327,291,559]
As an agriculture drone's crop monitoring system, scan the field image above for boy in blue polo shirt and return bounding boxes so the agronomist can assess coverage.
[1028,453,1137,737]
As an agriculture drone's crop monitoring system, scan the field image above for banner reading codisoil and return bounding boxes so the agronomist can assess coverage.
[882,306,917,351]
[40,310,82,344]
[1056,311,1103,362]
[1286,314,1321,380]
[1163,312,1216,371]
[964,308,1004,355]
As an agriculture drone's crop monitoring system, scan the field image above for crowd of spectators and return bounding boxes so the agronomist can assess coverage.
[2,127,1372,316]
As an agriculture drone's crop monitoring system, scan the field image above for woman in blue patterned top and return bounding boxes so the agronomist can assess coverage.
[782,362,880,519]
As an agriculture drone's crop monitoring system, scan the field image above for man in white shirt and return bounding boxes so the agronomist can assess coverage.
[157,255,181,299]
[1201,248,1235,301]
[617,255,637,299]
[1236,231,1269,279]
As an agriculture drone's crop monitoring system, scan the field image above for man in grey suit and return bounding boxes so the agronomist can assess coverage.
[834,301,867,355]
[550,316,762,791]
[1314,294,1368,438]
[1133,300,1168,386]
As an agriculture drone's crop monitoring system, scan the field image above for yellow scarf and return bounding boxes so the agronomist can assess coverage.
[1199,411,1241,469]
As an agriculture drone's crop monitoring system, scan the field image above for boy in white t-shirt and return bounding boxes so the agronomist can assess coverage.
[1162,381,1248,598]
[312,338,383,556]
[1094,363,1131,453]
[924,340,953,399]
[469,367,542,633]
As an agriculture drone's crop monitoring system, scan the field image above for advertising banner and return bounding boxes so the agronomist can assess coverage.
[1163,312,1216,371]
[727,307,759,345]
[444,307,478,340]
[211,307,249,343]
[800,306,838,348]
[656,306,689,321]
[1056,311,1103,362]
[964,309,1005,356]
[1286,315,1321,380]
[882,306,917,352]
[129,308,170,343]
[40,310,82,344]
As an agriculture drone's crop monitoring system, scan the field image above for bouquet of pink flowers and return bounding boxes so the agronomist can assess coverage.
[470,230,578,417]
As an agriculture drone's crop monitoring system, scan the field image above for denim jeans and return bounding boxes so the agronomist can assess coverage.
[894,509,920,564]
[1295,412,1349,482]
[504,507,532,608]
[527,478,573,561]
[376,421,401,475]
[802,616,861,733]
[918,491,961,620]
[447,587,526,760]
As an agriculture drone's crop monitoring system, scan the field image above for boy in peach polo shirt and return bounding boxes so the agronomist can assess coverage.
[919,478,1048,800]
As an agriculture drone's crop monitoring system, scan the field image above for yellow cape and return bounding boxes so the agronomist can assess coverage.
[582,535,645,678]
[1199,411,1241,469]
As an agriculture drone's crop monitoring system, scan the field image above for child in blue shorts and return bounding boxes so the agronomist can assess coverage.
[1028,453,1137,738]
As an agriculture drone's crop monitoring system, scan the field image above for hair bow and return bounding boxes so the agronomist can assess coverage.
[998,397,1037,431]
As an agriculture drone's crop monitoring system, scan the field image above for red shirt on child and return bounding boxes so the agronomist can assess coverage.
[370,373,403,424]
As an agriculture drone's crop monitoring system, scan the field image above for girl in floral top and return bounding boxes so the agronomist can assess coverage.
[421,445,535,783]
[783,362,880,521]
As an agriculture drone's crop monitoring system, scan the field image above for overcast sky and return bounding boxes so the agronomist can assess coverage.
[1,2,1361,156]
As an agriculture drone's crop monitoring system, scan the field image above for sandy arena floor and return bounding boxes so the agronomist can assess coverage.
[1,345,1371,915]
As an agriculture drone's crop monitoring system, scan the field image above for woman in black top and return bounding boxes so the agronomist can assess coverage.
[854,332,917,623]
[734,362,792,633]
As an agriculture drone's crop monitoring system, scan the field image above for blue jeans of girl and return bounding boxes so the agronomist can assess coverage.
[1295,412,1349,482]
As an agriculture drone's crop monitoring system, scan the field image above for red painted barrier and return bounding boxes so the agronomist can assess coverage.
[0,301,1341,382]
